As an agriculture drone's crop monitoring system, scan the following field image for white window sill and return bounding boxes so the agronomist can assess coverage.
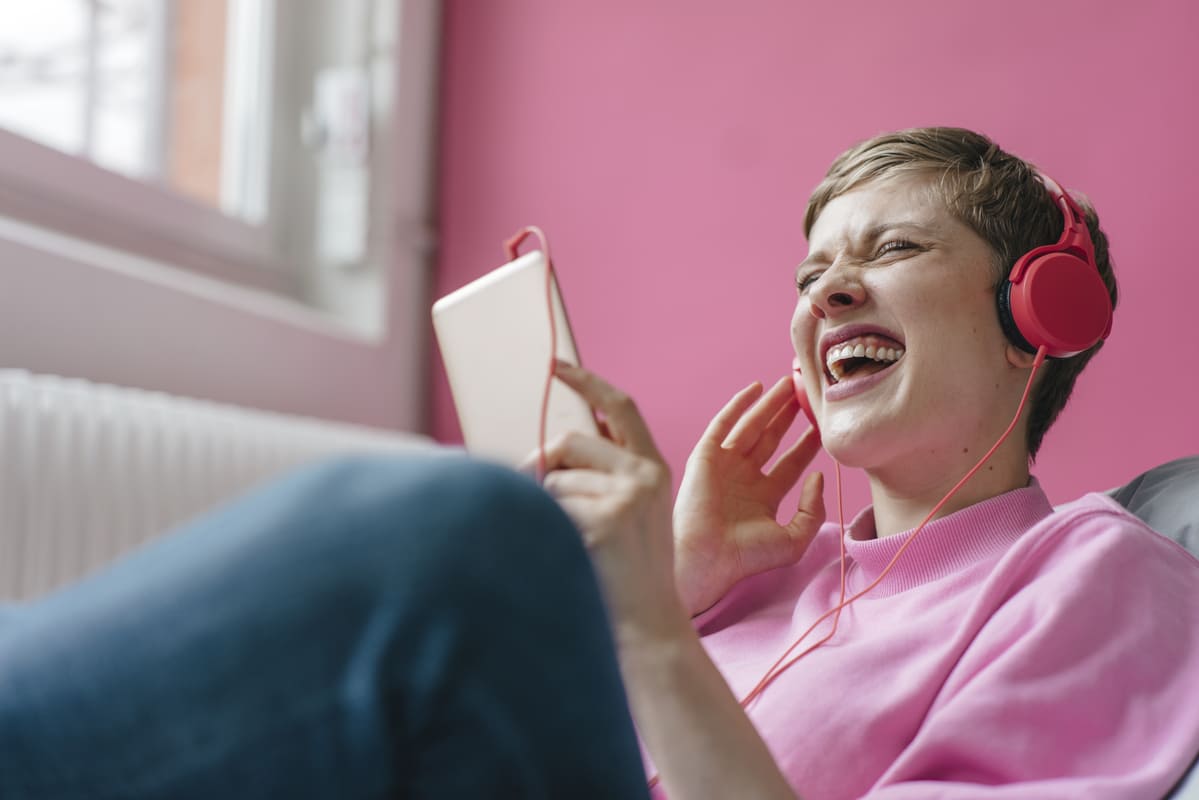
[0,213,382,344]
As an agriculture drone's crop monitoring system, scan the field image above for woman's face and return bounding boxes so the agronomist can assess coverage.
[791,174,1028,474]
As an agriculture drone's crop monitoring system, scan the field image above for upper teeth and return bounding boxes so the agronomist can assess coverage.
[825,336,905,382]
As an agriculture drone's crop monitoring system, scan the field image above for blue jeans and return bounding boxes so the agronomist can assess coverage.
[0,455,649,798]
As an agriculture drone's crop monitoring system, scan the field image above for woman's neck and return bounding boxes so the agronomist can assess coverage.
[865,439,1032,538]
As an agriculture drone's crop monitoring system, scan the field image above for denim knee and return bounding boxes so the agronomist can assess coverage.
[283,453,594,616]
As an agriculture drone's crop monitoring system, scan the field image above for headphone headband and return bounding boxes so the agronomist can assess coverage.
[1006,174,1097,284]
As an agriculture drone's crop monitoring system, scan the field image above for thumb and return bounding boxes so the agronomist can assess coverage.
[784,471,826,552]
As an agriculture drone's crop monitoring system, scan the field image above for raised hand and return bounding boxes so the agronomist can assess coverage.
[673,377,825,617]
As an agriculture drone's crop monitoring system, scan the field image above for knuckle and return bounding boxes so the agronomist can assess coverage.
[630,458,670,492]
[606,473,637,502]
[643,459,671,487]
[559,430,585,450]
[609,390,636,413]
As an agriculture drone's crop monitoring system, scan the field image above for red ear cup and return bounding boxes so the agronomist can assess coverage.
[791,358,820,435]
[997,174,1113,359]
[1000,250,1113,357]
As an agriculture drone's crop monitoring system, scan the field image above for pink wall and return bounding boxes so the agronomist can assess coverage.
[433,0,1199,514]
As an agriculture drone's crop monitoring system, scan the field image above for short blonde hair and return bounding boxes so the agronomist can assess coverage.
[804,127,1117,458]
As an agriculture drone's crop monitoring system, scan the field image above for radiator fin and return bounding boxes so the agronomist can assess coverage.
[0,370,436,600]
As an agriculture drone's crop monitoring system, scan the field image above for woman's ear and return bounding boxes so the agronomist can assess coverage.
[1005,342,1038,369]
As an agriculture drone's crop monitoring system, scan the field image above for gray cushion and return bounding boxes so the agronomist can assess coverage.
[1107,456,1199,799]
[1108,455,1199,557]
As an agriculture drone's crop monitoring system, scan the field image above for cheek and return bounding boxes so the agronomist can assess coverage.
[790,299,816,348]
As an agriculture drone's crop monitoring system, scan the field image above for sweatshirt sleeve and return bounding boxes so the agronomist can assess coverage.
[863,502,1199,799]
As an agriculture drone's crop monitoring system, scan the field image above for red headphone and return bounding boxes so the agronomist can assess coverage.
[792,173,1112,432]
[996,174,1113,358]
[791,357,818,434]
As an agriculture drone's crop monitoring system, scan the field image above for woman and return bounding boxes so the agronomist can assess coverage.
[4,128,1196,799]
[540,127,1199,797]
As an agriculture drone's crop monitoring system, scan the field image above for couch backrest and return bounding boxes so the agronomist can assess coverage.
[1108,456,1199,557]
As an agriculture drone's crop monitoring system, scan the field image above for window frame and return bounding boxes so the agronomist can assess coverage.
[0,0,393,300]
[0,0,441,443]
[0,124,293,294]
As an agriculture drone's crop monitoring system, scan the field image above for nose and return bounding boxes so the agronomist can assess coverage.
[807,264,866,320]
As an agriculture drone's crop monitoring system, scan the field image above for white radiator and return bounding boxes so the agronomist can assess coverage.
[0,370,438,601]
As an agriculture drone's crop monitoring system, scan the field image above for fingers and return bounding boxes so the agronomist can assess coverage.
[552,361,659,458]
[515,451,539,478]
[764,426,823,495]
[538,429,638,475]
[747,391,801,467]
[542,467,612,498]
[698,381,765,445]
[785,470,827,542]
[722,376,798,457]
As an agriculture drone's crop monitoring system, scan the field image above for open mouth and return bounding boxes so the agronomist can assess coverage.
[824,334,905,384]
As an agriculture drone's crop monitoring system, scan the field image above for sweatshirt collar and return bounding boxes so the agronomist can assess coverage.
[842,480,1054,595]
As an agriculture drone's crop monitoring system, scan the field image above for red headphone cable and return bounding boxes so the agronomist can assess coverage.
[504,226,558,482]
[647,346,1047,791]
[739,346,1047,706]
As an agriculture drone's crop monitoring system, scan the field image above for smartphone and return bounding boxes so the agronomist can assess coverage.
[432,250,599,466]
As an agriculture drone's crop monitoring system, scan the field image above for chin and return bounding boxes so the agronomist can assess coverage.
[820,405,921,471]
[821,422,884,469]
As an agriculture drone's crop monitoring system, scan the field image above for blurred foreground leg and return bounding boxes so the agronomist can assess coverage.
[0,455,648,799]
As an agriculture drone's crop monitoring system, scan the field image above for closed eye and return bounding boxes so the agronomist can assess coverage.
[875,239,918,258]
[796,270,822,294]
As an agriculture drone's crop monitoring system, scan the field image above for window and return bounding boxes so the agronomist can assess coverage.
[0,0,423,335]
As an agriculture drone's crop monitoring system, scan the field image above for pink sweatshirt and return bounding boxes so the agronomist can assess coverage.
[654,483,1199,799]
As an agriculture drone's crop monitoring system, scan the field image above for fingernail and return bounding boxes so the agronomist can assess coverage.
[554,358,576,371]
